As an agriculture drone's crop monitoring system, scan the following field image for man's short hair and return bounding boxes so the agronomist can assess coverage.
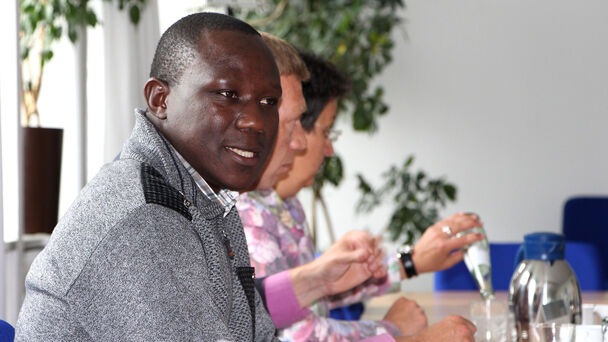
[299,51,351,132]
[260,32,309,81]
[150,12,260,87]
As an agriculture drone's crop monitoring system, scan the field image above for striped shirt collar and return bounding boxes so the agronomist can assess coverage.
[171,147,239,217]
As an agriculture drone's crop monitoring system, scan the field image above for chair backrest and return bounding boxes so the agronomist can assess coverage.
[0,319,15,342]
[434,241,604,291]
[562,196,608,289]
[563,241,604,291]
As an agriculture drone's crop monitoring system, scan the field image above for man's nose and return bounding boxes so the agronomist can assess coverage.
[289,120,307,151]
[235,104,265,133]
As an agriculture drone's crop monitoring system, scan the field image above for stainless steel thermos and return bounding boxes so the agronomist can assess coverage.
[508,232,582,341]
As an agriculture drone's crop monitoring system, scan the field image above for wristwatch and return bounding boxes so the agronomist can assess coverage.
[398,245,418,278]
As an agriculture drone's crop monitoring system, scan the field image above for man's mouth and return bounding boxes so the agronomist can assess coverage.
[226,146,256,159]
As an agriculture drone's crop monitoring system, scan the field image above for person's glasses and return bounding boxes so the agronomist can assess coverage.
[324,128,341,142]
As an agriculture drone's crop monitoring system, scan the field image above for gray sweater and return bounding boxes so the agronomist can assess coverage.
[16,111,278,341]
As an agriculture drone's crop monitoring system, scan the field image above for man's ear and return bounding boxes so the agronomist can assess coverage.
[143,78,170,120]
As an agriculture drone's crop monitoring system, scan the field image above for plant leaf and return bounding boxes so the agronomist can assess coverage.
[129,5,140,25]
[443,184,457,201]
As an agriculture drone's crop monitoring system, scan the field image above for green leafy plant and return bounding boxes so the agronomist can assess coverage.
[236,0,404,133]
[19,0,148,125]
[357,156,457,244]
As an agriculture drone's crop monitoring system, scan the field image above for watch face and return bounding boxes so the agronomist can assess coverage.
[399,245,413,254]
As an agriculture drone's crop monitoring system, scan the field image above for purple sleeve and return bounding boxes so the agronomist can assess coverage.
[263,270,311,329]
[360,333,397,342]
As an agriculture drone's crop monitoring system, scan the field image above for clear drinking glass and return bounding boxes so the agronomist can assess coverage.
[470,299,509,342]
[529,323,574,342]
[529,323,608,342]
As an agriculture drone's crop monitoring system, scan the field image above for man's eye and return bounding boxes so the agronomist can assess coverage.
[260,97,278,105]
[218,90,237,98]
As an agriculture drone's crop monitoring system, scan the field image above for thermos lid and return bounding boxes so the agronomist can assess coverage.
[523,232,565,261]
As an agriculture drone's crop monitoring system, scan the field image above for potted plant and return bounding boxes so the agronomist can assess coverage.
[357,156,457,244]
[19,0,147,234]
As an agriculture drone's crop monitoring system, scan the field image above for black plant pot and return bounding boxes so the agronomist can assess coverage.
[22,127,63,235]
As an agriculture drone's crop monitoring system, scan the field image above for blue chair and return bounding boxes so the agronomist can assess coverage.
[563,241,604,290]
[329,302,365,321]
[562,196,608,289]
[434,241,604,291]
[0,320,15,342]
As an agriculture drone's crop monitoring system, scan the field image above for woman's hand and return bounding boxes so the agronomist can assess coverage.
[290,230,387,306]
[410,212,484,275]
[394,315,476,342]
[317,230,387,295]
[383,297,428,336]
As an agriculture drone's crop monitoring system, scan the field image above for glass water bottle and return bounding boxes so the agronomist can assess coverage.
[458,226,495,300]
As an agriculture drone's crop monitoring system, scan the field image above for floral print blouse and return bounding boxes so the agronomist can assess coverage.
[237,190,403,342]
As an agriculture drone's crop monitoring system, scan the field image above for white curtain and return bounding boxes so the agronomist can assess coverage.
[0,0,22,319]
[103,0,160,162]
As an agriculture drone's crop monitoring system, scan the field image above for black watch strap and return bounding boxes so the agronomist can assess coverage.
[399,246,418,278]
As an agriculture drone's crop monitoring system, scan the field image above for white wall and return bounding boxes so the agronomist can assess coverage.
[303,0,608,291]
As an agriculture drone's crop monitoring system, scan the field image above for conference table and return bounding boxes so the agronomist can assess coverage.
[361,291,608,323]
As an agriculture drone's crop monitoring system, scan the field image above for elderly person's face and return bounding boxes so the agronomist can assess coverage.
[147,30,281,192]
[254,73,307,190]
[275,99,338,199]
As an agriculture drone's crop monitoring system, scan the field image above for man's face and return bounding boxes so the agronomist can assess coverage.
[275,99,337,198]
[158,30,281,192]
[255,74,307,190]
[291,99,338,188]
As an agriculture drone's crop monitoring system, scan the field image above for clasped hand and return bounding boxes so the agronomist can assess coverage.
[312,230,387,296]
